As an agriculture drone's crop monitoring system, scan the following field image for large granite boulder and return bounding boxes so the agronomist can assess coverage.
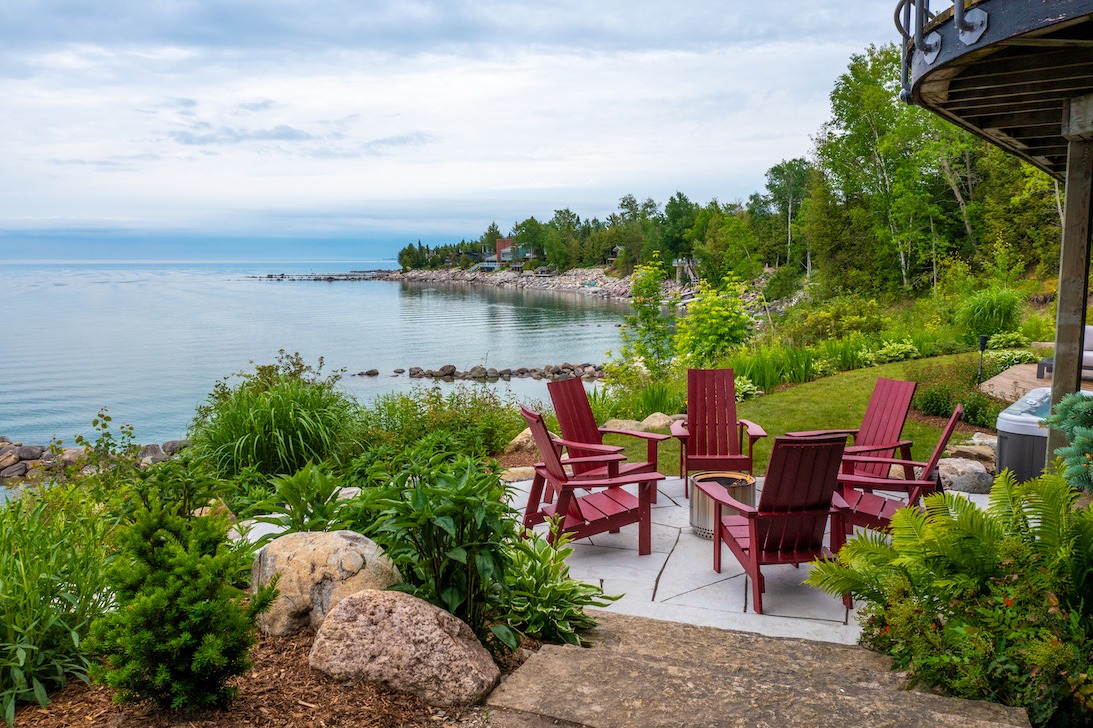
[309,590,500,706]
[252,530,400,636]
[503,427,537,456]
[939,458,994,494]
[639,412,673,431]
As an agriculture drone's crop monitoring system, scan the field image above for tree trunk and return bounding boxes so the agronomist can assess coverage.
[940,154,974,238]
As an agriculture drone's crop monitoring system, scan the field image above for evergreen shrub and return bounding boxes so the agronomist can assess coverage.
[89,495,276,713]
[1044,393,1093,492]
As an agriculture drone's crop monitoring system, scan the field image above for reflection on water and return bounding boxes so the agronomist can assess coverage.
[0,263,626,446]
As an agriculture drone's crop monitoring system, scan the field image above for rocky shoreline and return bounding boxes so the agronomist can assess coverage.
[351,362,607,381]
[0,436,190,482]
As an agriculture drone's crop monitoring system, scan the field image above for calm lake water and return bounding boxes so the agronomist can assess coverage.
[0,262,626,447]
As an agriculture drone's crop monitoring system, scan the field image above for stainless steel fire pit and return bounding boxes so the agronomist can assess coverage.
[688,471,756,539]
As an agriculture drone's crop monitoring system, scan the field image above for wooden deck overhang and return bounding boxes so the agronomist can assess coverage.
[902,0,1093,181]
[899,1,1093,453]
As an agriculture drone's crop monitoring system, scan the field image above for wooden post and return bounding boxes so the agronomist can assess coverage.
[1048,94,1093,457]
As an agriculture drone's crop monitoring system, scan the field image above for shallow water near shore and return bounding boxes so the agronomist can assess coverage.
[0,261,625,448]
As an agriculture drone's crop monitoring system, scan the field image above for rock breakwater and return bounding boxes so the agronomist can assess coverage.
[351,362,606,381]
[0,436,190,482]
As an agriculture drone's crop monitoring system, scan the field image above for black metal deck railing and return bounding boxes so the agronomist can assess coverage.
[895,1,988,102]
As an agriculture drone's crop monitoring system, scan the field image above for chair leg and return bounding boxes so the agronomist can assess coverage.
[522,472,546,530]
[637,481,651,555]
[751,566,764,615]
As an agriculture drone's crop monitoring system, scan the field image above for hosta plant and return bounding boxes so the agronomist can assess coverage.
[505,527,619,646]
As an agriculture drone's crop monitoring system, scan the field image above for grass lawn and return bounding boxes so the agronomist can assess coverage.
[604,359,977,476]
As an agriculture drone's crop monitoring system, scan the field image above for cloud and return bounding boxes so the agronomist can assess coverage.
[169,123,315,146]
[0,1,900,246]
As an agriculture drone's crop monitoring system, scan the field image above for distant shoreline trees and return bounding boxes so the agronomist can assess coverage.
[398,42,1061,300]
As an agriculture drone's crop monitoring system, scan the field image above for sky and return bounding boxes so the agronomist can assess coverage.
[0,1,902,260]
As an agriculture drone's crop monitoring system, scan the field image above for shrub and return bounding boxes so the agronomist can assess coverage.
[190,352,361,479]
[0,486,113,726]
[504,527,619,646]
[89,494,276,713]
[982,349,1038,379]
[779,295,888,347]
[1044,393,1093,491]
[763,265,803,302]
[357,456,520,650]
[807,470,1093,726]
[253,462,349,536]
[954,286,1024,341]
[1021,311,1055,342]
[673,278,752,366]
[359,385,521,457]
[868,338,920,365]
[617,255,676,379]
[987,331,1031,350]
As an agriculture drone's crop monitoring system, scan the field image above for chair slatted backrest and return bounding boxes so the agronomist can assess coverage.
[548,378,602,475]
[854,377,917,477]
[920,404,964,484]
[753,435,846,554]
[686,368,741,459]
[520,406,568,483]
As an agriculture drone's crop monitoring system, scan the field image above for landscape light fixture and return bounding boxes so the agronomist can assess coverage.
[977,334,989,384]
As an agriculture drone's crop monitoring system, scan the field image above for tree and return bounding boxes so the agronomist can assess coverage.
[659,191,699,264]
[763,158,812,270]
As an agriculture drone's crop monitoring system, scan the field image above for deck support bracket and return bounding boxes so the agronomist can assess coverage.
[956,7,988,46]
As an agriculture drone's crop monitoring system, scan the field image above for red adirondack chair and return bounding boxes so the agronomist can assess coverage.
[520,406,664,555]
[835,405,964,531]
[670,368,767,495]
[548,377,668,502]
[788,377,917,479]
[696,434,847,614]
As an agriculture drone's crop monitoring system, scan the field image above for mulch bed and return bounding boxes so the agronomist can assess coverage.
[18,630,513,728]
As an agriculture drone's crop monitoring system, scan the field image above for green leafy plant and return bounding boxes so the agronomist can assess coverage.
[89,494,276,713]
[779,295,888,347]
[988,331,1031,350]
[505,527,619,646]
[673,278,752,366]
[0,486,113,726]
[254,461,349,536]
[360,456,521,650]
[807,469,1093,726]
[190,353,361,478]
[359,384,522,458]
[734,375,761,402]
[617,254,676,379]
[982,348,1038,379]
[868,338,920,365]
[1044,393,1093,492]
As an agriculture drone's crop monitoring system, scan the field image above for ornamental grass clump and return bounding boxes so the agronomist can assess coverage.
[189,351,361,479]
[0,486,113,727]
[807,469,1093,726]
[88,493,276,714]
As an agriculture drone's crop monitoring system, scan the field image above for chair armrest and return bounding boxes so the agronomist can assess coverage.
[552,437,624,454]
[738,419,767,439]
[560,453,627,467]
[599,428,670,442]
[786,427,859,438]
[837,472,934,496]
[845,440,912,456]
[694,480,757,515]
[669,420,688,438]
[565,471,667,489]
